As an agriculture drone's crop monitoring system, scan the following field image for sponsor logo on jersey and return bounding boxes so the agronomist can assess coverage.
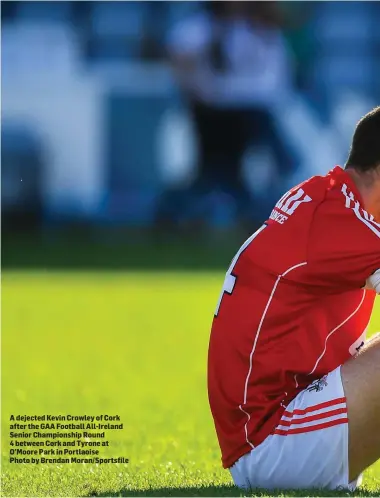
[269,188,312,225]
[307,376,328,393]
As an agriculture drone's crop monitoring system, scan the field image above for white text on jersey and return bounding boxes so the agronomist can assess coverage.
[342,184,380,238]
[269,188,312,225]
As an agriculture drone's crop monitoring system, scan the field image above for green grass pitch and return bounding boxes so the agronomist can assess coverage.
[2,271,380,497]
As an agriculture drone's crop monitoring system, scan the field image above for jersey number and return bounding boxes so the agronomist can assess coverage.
[215,224,267,316]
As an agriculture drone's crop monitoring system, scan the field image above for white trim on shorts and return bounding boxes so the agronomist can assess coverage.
[230,367,361,491]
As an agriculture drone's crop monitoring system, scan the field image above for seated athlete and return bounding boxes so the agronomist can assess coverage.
[208,106,380,490]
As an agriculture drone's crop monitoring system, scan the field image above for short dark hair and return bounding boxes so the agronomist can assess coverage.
[345,106,380,172]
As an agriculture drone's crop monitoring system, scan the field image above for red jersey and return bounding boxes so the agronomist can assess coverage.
[208,166,380,469]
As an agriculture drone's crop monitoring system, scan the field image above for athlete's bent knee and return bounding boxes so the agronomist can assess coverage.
[341,336,380,481]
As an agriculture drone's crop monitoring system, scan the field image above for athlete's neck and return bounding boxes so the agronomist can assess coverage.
[345,166,380,220]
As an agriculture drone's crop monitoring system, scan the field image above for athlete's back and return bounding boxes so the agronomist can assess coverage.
[208,166,380,469]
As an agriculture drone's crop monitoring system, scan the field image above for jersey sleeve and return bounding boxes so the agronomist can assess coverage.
[306,193,380,294]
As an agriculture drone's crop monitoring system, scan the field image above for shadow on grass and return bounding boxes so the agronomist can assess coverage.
[90,485,380,497]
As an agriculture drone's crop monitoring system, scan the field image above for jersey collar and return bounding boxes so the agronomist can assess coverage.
[328,166,364,204]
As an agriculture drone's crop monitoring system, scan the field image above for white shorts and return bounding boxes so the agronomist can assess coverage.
[230,367,361,491]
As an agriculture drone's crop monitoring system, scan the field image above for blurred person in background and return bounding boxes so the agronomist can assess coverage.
[158,1,297,230]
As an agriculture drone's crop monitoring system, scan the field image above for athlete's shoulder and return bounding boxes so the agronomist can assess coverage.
[298,166,346,198]
[314,166,380,240]
[266,170,330,228]
[276,166,340,208]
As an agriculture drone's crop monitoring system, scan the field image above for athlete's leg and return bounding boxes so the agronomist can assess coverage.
[342,332,380,481]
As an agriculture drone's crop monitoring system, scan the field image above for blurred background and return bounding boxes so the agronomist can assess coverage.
[2,0,380,268]
[2,5,380,494]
